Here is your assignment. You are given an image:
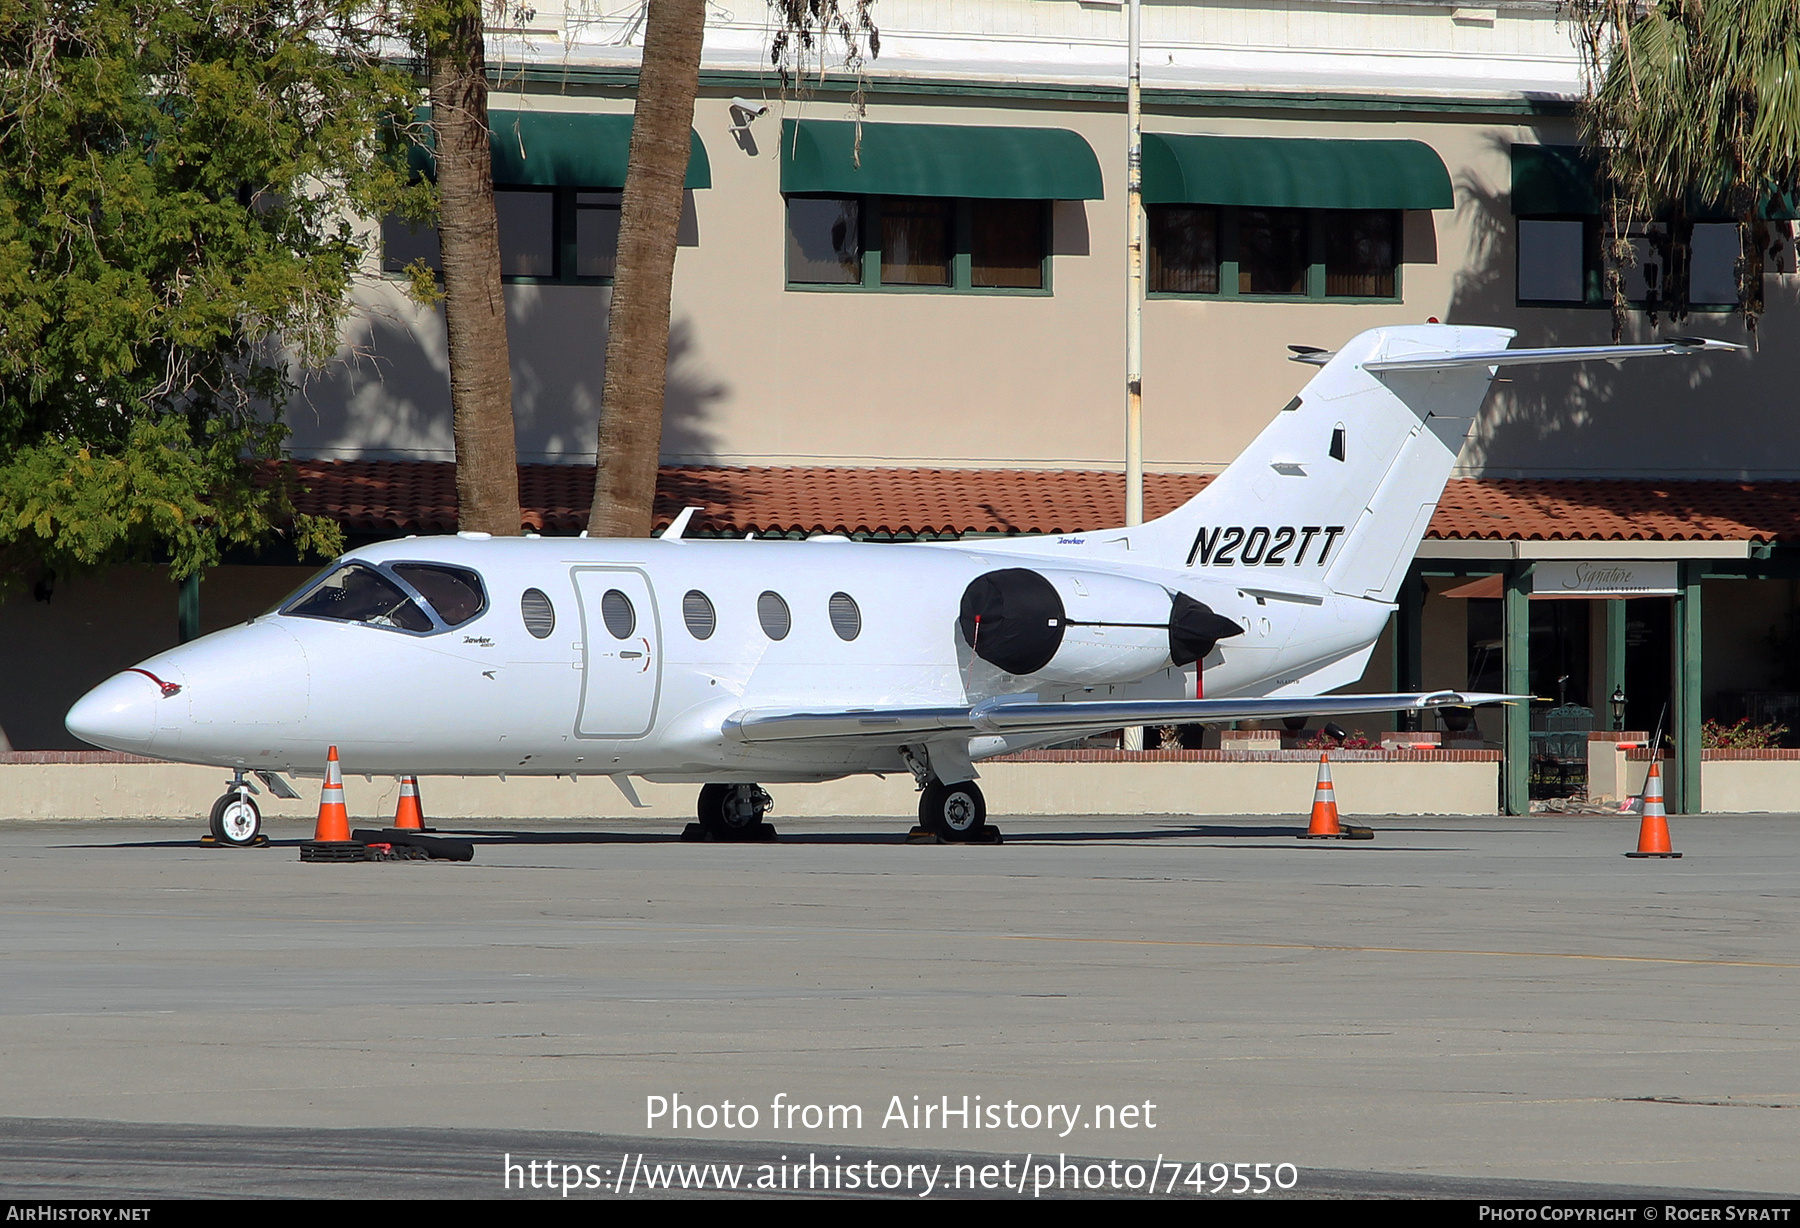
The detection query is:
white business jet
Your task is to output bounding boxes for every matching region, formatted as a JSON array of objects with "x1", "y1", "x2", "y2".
[{"x1": 66, "y1": 325, "x2": 1739, "y2": 845}]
